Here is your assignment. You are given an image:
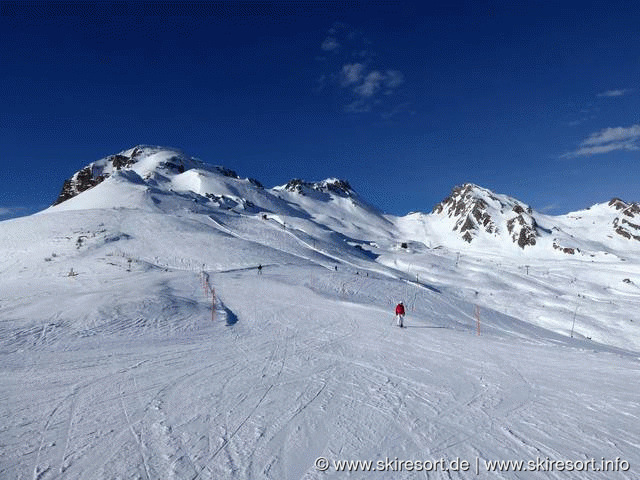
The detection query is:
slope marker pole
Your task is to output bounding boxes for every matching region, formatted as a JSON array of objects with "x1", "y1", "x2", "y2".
[{"x1": 211, "y1": 287, "x2": 216, "y2": 322}]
